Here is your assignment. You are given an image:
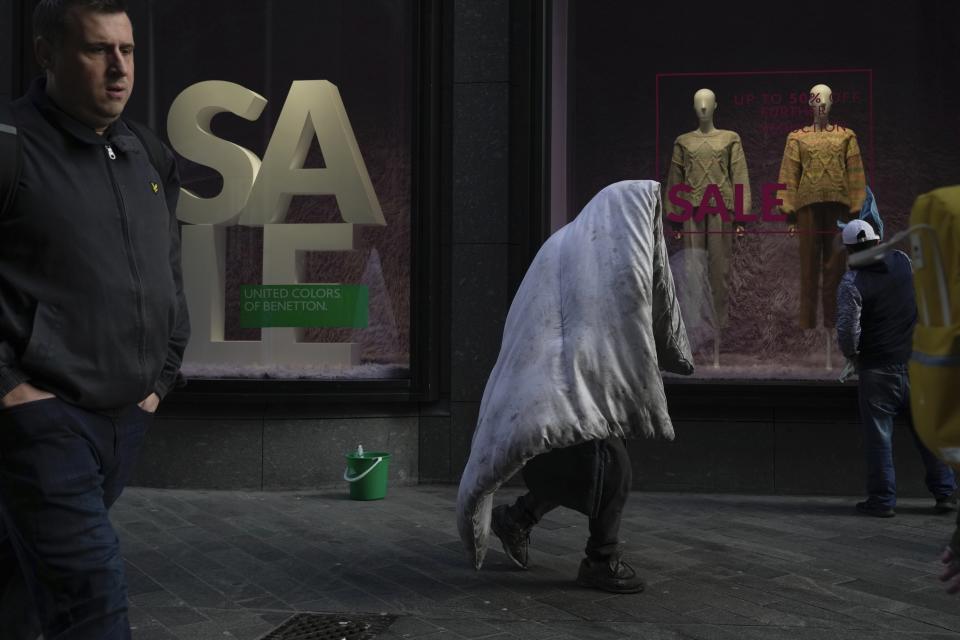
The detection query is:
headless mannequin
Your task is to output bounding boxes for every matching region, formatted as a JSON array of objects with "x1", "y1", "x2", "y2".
[
  {"x1": 669, "y1": 90, "x2": 719, "y2": 236},
  {"x1": 789, "y1": 84, "x2": 843, "y2": 370},
  {"x1": 667, "y1": 89, "x2": 750, "y2": 367},
  {"x1": 809, "y1": 82, "x2": 833, "y2": 131},
  {"x1": 811, "y1": 84, "x2": 835, "y2": 369},
  {"x1": 694, "y1": 88, "x2": 717, "y2": 135},
  {"x1": 694, "y1": 90, "x2": 722, "y2": 368},
  {"x1": 783, "y1": 84, "x2": 838, "y2": 223}
]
